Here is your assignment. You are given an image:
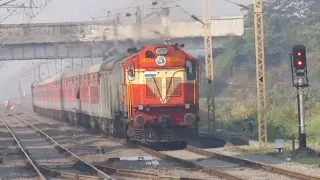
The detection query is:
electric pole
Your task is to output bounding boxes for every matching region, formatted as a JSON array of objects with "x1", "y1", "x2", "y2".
[
  {"x1": 34, "y1": 67, "x2": 36, "y2": 81},
  {"x1": 72, "y1": 59, "x2": 74, "y2": 69},
  {"x1": 219, "y1": 0, "x2": 268, "y2": 147},
  {"x1": 61, "y1": 59, "x2": 63, "y2": 72},
  {"x1": 133, "y1": 6, "x2": 142, "y2": 46},
  {"x1": 203, "y1": 0, "x2": 215, "y2": 135},
  {"x1": 38, "y1": 64, "x2": 41, "y2": 80},
  {"x1": 162, "y1": 7, "x2": 171, "y2": 44},
  {"x1": 55, "y1": 60, "x2": 58, "y2": 74},
  {"x1": 254, "y1": 0, "x2": 267, "y2": 146},
  {"x1": 46, "y1": 63, "x2": 50, "y2": 77},
  {"x1": 113, "y1": 13, "x2": 120, "y2": 48},
  {"x1": 91, "y1": 41, "x2": 94, "y2": 65},
  {"x1": 80, "y1": 49, "x2": 84, "y2": 67}
]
